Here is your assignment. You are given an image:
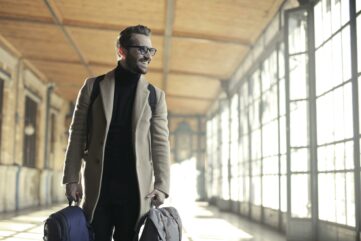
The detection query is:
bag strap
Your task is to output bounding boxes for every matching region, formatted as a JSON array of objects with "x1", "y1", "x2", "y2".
[
  {"x1": 133, "y1": 214, "x2": 149, "y2": 241},
  {"x1": 85, "y1": 74, "x2": 105, "y2": 151},
  {"x1": 147, "y1": 83, "x2": 156, "y2": 114}
]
